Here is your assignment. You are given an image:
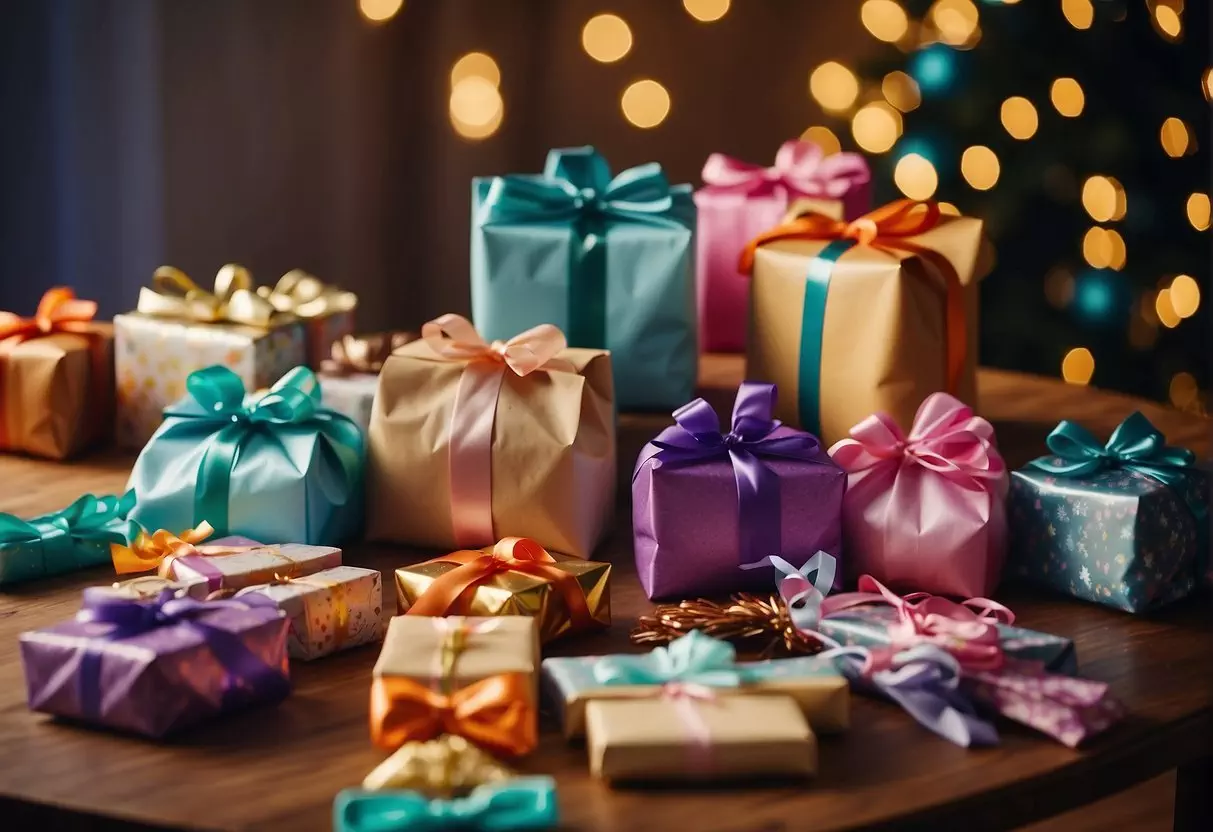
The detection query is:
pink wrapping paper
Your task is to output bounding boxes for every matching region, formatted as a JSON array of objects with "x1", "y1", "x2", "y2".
[
  {"x1": 828, "y1": 393, "x2": 1008, "y2": 597},
  {"x1": 693, "y1": 140, "x2": 871, "y2": 353}
]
